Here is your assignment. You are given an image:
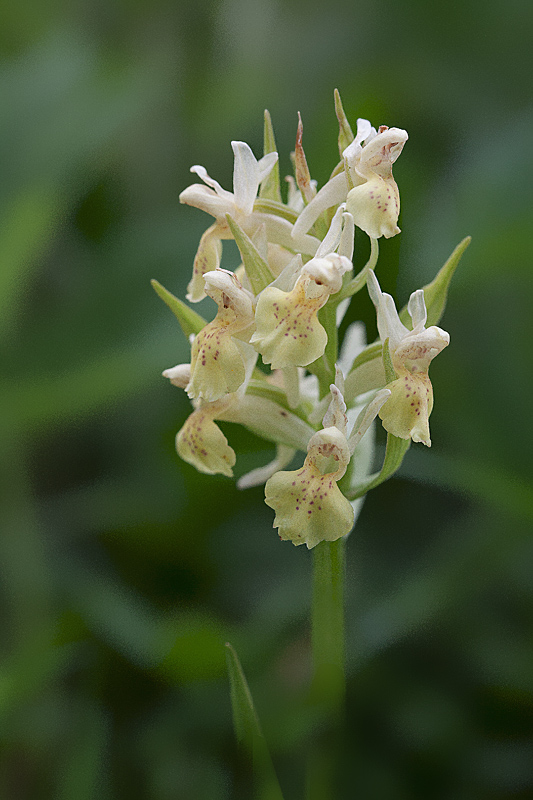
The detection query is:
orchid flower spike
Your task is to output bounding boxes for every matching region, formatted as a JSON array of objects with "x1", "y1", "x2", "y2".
[
  {"x1": 367, "y1": 270, "x2": 450, "y2": 446},
  {"x1": 156, "y1": 95, "x2": 462, "y2": 547}
]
